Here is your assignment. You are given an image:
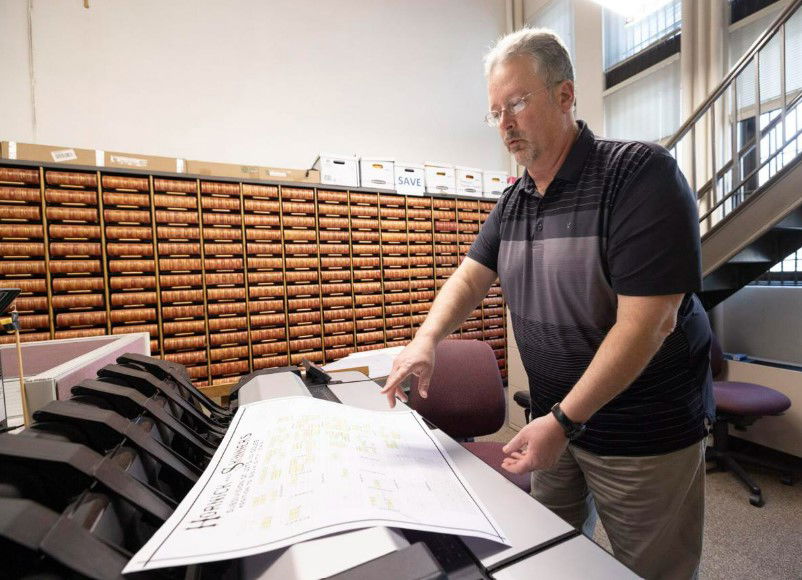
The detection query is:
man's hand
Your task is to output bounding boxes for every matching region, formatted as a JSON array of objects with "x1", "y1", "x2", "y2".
[
  {"x1": 379, "y1": 338, "x2": 436, "y2": 408},
  {"x1": 501, "y1": 413, "x2": 568, "y2": 474}
]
